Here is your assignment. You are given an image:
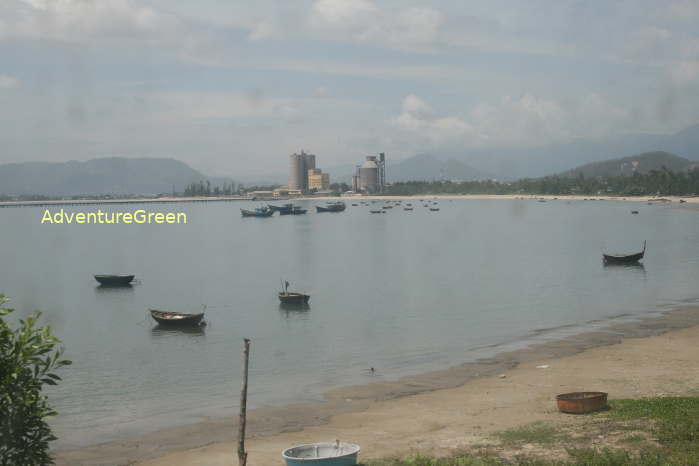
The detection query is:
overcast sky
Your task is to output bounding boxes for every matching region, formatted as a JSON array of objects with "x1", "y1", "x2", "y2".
[{"x1": 1, "y1": 0, "x2": 698, "y2": 176}]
